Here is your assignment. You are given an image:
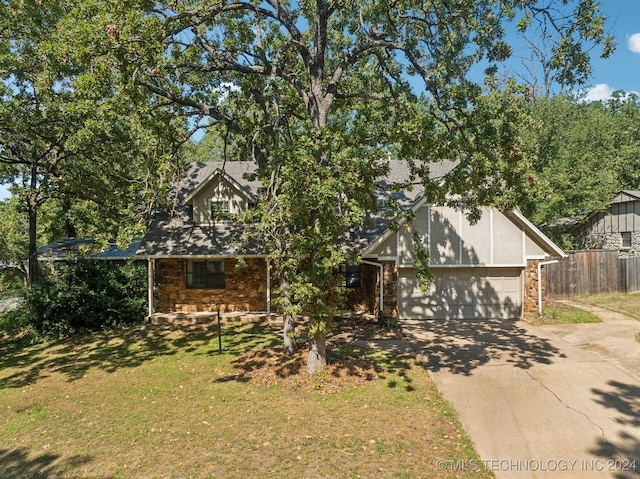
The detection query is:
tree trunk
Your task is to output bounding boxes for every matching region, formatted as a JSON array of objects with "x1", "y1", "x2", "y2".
[
  {"x1": 279, "y1": 273, "x2": 298, "y2": 355},
  {"x1": 307, "y1": 332, "x2": 327, "y2": 374},
  {"x1": 27, "y1": 198, "x2": 38, "y2": 284},
  {"x1": 283, "y1": 313, "x2": 297, "y2": 355},
  {"x1": 27, "y1": 162, "x2": 39, "y2": 284}
]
